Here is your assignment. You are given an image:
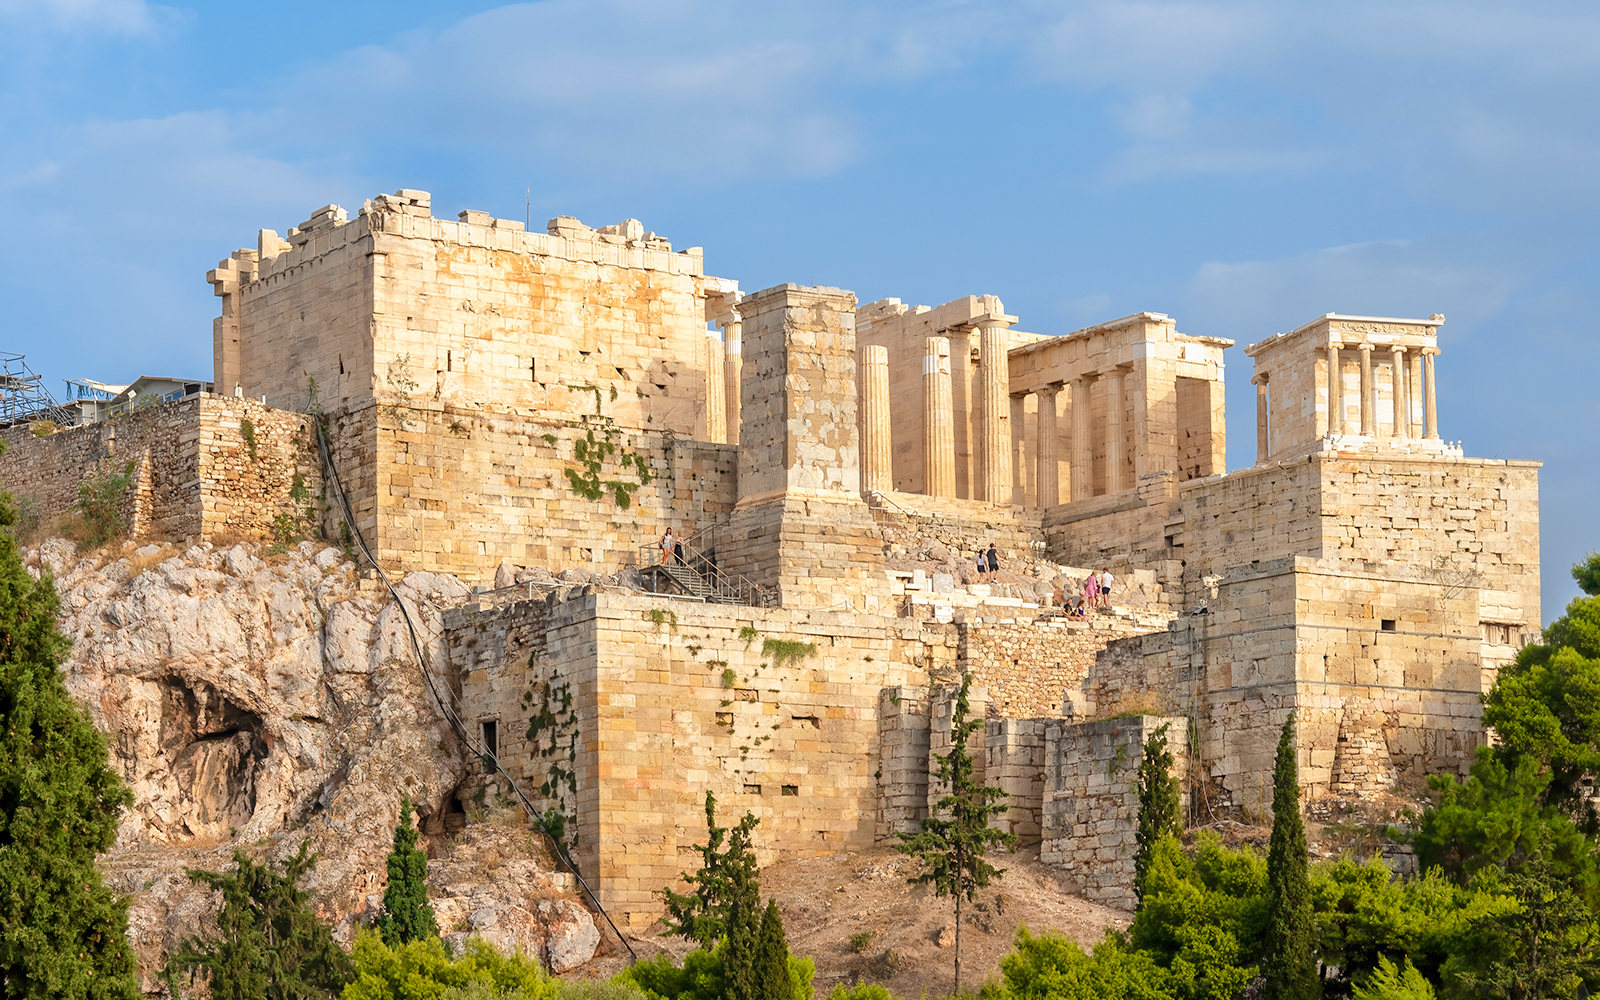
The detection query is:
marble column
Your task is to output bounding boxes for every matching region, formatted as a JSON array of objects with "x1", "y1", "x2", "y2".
[
  {"x1": 861, "y1": 345, "x2": 892, "y2": 495},
  {"x1": 1389, "y1": 347, "x2": 1407, "y2": 439},
  {"x1": 1036, "y1": 384, "x2": 1060, "y2": 508},
  {"x1": 704, "y1": 334, "x2": 727, "y2": 444},
  {"x1": 1358, "y1": 344, "x2": 1375, "y2": 436},
  {"x1": 1106, "y1": 368, "x2": 1126, "y2": 493},
  {"x1": 720, "y1": 315, "x2": 742, "y2": 445},
  {"x1": 924, "y1": 337, "x2": 955, "y2": 497},
  {"x1": 1071, "y1": 375, "x2": 1094, "y2": 501},
  {"x1": 977, "y1": 321, "x2": 1013, "y2": 504},
  {"x1": 1327, "y1": 343, "x2": 1348, "y2": 435},
  {"x1": 1010, "y1": 393, "x2": 1028, "y2": 506},
  {"x1": 1254, "y1": 374, "x2": 1269, "y2": 461},
  {"x1": 1423, "y1": 348, "x2": 1440, "y2": 439}
]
